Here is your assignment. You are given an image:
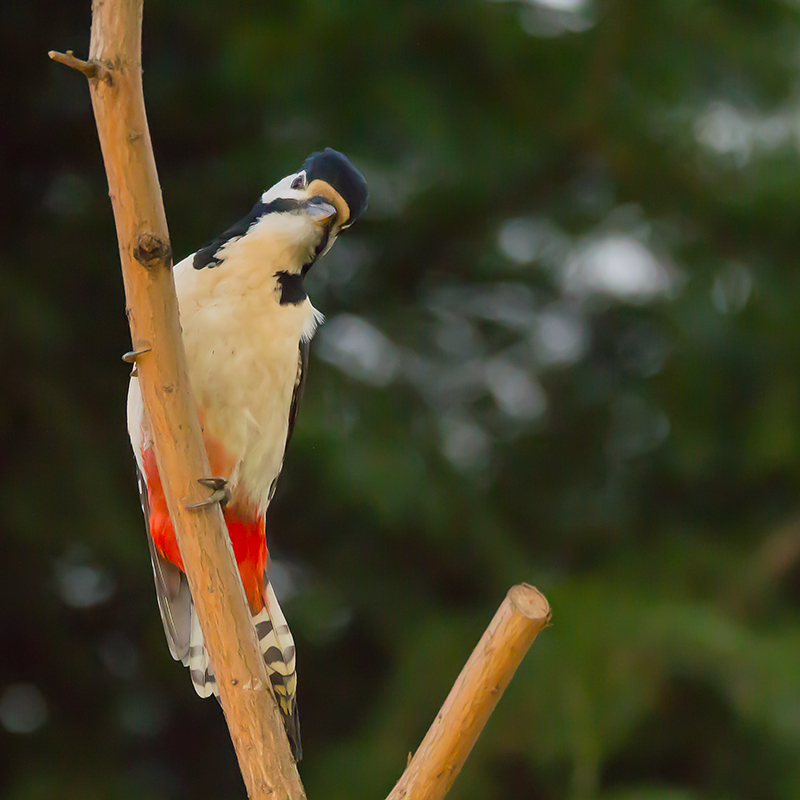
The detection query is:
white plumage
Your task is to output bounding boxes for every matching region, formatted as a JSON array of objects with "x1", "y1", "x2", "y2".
[{"x1": 129, "y1": 209, "x2": 324, "y2": 514}]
